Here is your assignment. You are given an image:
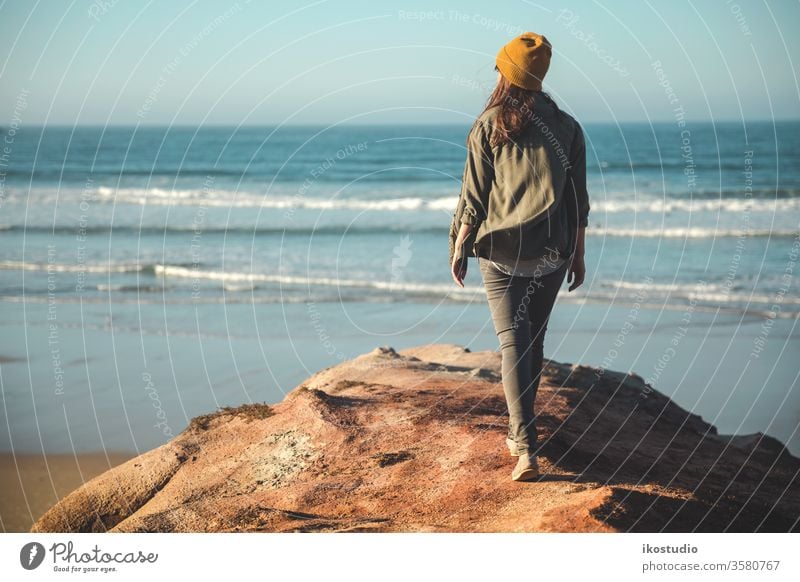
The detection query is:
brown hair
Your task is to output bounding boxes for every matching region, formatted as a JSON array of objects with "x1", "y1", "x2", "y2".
[{"x1": 480, "y1": 68, "x2": 559, "y2": 147}]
